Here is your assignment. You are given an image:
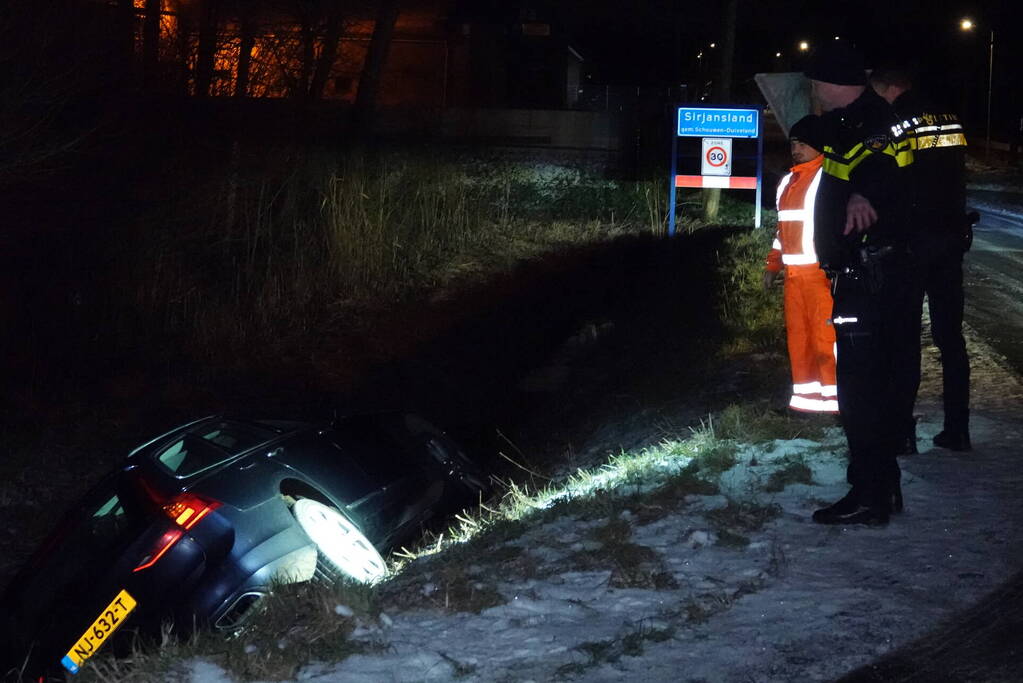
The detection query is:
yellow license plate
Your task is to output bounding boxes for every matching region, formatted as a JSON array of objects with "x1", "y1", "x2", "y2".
[{"x1": 61, "y1": 589, "x2": 137, "y2": 674}]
